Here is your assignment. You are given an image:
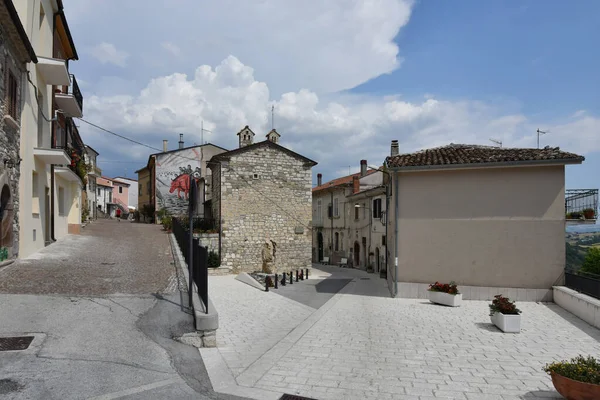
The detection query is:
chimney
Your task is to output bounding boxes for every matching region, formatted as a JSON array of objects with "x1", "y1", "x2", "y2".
[
  {"x1": 391, "y1": 140, "x2": 399, "y2": 156},
  {"x1": 163, "y1": 140, "x2": 168, "y2": 152},
  {"x1": 178, "y1": 134, "x2": 184, "y2": 149},
  {"x1": 352, "y1": 175, "x2": 360, "y2": 194},
  {"x1": 317, "y1": 173, "x2": 322, "y2": 186},
  {"x1": 360, "y1": 160, "x2": 367, "y2": 177}
]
